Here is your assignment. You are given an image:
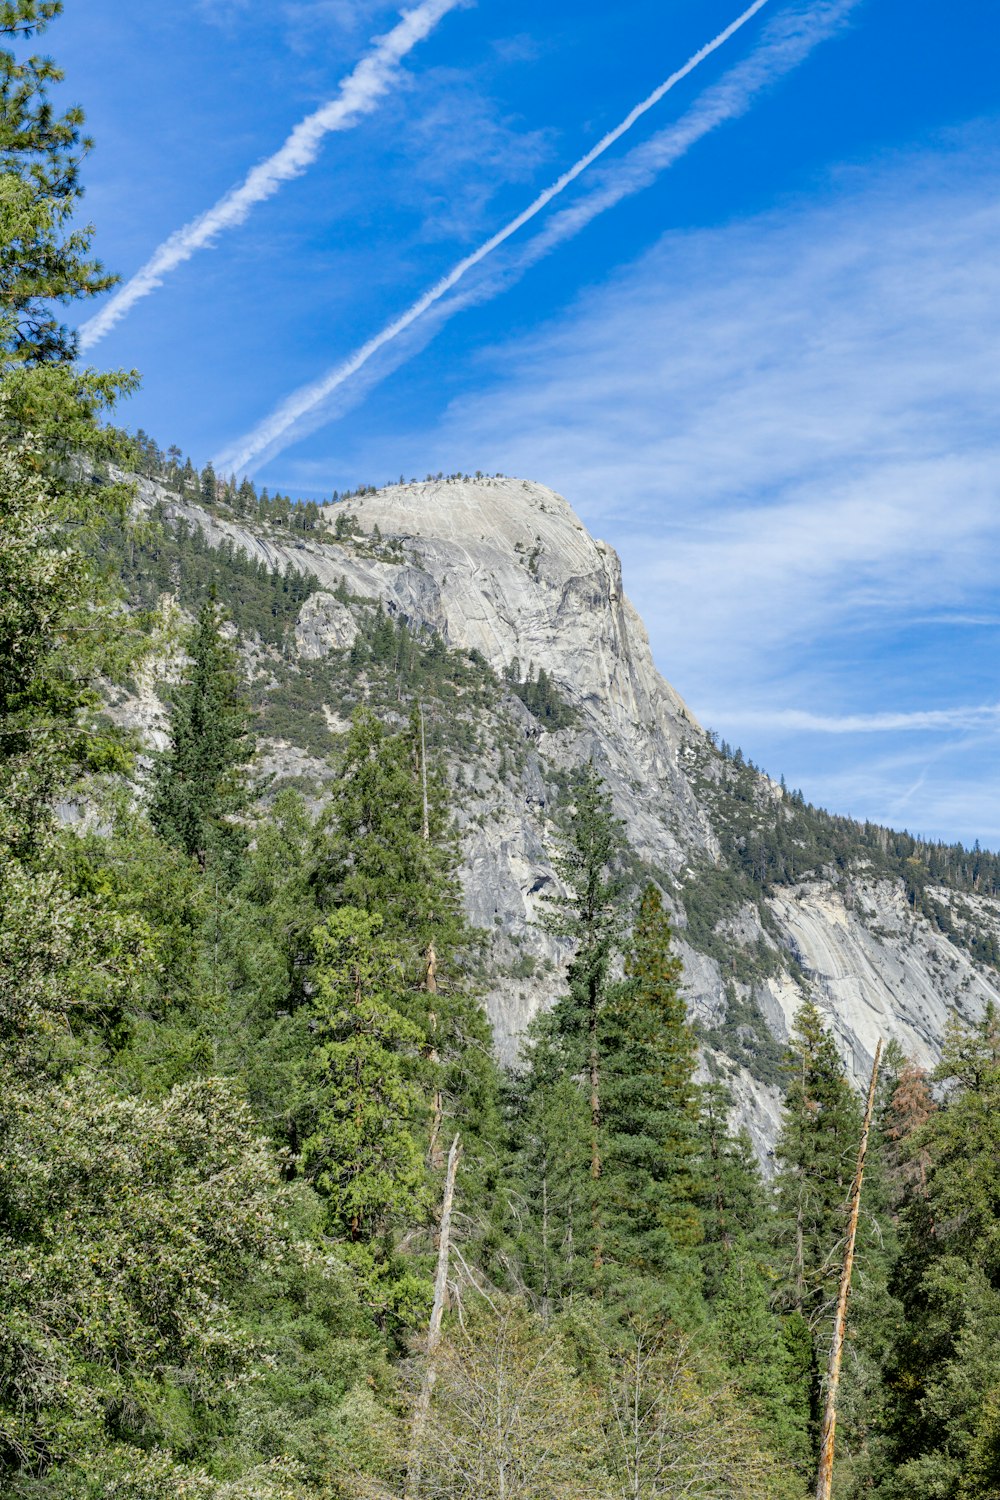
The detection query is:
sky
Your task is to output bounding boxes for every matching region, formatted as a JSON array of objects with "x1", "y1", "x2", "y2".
[{"x1": 50, "y1": 0, "x2": 1000, "y2": 847}]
